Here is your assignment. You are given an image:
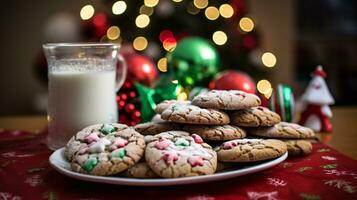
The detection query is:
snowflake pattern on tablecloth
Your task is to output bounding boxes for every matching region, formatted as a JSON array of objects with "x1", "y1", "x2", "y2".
[
  {"x1": 324, "y1": 179, "x2": 356, "y2": 194},
  {"x1": 324, "y1": 169, "x2": 357, "y2": 179},
  {"x1": 296, "y1": 167, "x2": 313, "y2": 172},
  {"x1": 299, "y1": 193, "x2": 321, "y2": 200},
  {"x1": 247, "y1": 191, "x2": 278, "y2": 200},
  {"x1": 321, "y1": 156, "x2": 337, "y2": 161},
  {"x1": 0, "y1": 192, "x2": 22, "y2": 200},
  {"x1": 266, "y1": 178, "x2": 287, "y2": 187},
  {"x1": 24, "y1": 174, "x2": 43, "y2": 187},
  {"x1": 0, "y1": 151, "x2": 33, "y2": 158},
  {"x1": 320, "y1": 164, "x2": 337, "y2": 169}
]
